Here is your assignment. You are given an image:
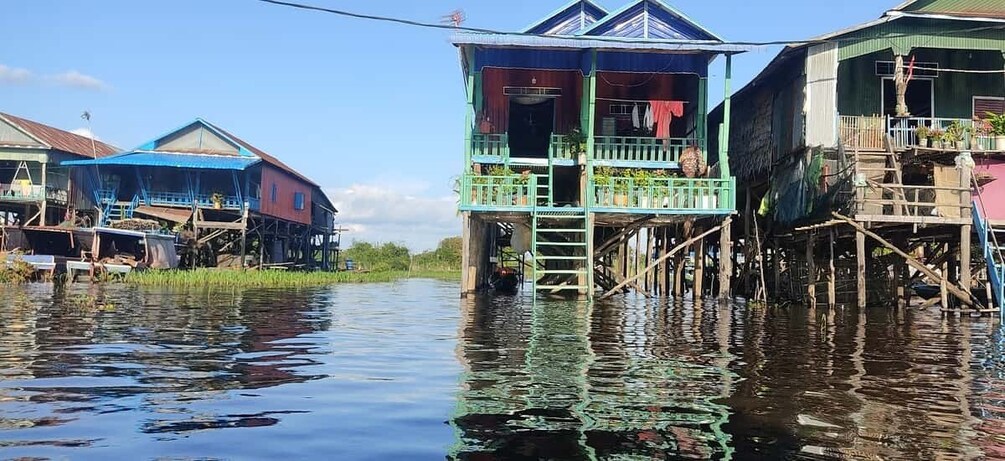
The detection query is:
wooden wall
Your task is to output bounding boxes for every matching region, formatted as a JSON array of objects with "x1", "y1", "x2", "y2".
[
  {"x1": 260, "y1": 165, "x2": 311, "y2": 225},
  {"x1": 480, "y1": 68, "x2": 583, "y2": 134}
]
